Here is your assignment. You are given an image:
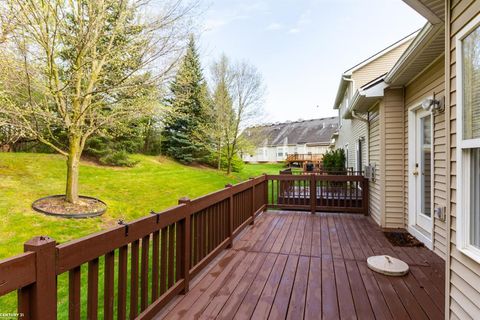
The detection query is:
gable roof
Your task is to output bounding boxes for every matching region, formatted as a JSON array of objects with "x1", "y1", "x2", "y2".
[
  {"x1": 333, "y1": 31, "x2": 418, "y2": 109},
  {"x1": 385, "y1": 22, "x2": 444, "y2": 86},
  {"x1": 402, "y1": 0, "x2": 445, "y2": 24},
  {"x1": 243, "y1": 117, "x2": 339, "y2": 147}
]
